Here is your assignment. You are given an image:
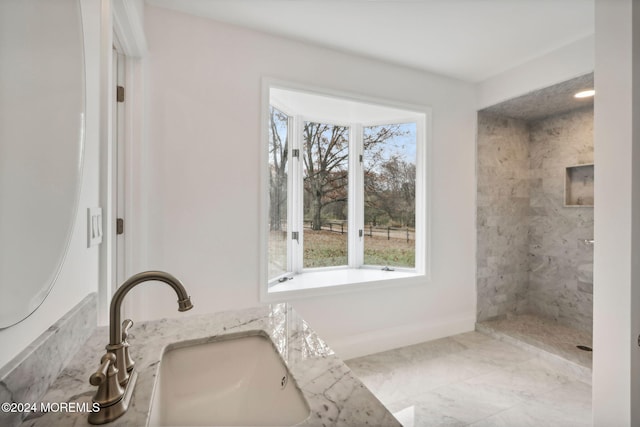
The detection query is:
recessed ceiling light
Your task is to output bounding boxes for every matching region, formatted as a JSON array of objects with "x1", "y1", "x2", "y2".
[{"x1": 575, "y1": 90, "x2": 595, "y2": 98}]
